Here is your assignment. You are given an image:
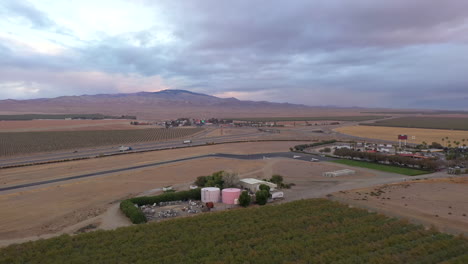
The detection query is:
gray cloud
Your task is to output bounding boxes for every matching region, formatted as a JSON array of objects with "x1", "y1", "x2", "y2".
[
  {"x1": 1, "y1": 0, "x2": 468, "y2": 110},
  {"x1": 0, "y1": 0, "x2": 56, "y2": 29}
]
